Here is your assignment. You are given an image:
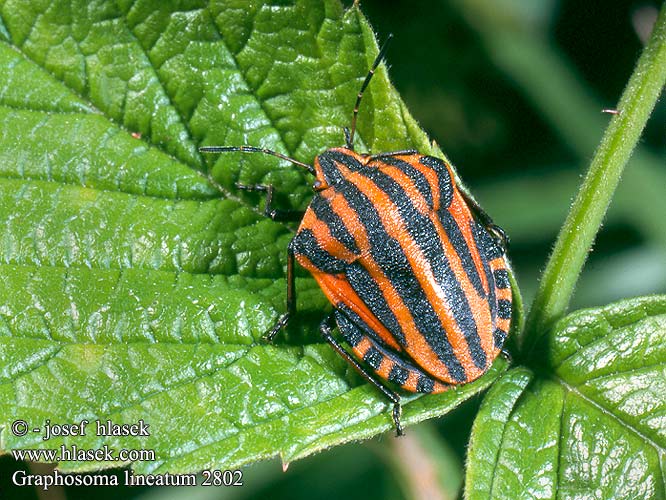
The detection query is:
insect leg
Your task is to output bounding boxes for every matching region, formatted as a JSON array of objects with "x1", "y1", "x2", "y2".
[
  {"x1": 319, "y1": 313, "x2": 405, "y2": 436},
  {"x1": 263, "y1": 246, "x2": 296, "y2": 342},
  {"x1": 458, "y1": 188, "x2": 510, "y2": 251},
  {"x1": 368, "y1": 150, "x2": 418, "y2": 160},
  {"x1": 236, "y1": 183, "x2": 305, "y2": 222},
  {"x1": 348, "y1": 34, "x2": 393, "y2": 150},
  {"x1": 334, "y1": 306, "x2": 453, "y2": 392},
  {"x1": 200, "y1": 145, "x2": 314, "y2": 175},
  {"x1": 343, "y1": 127, "x2": 352, "y2": 150}
]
